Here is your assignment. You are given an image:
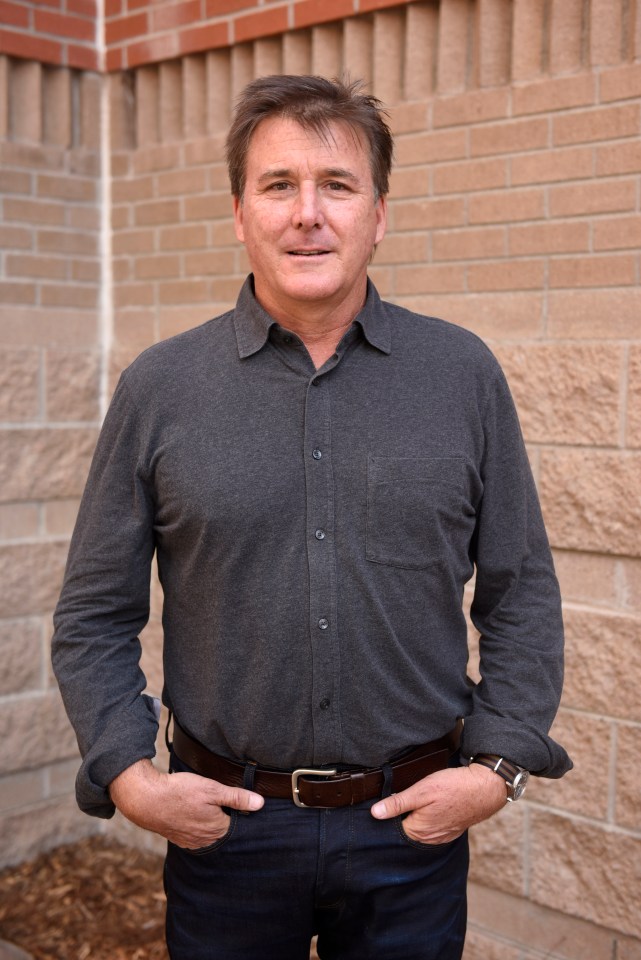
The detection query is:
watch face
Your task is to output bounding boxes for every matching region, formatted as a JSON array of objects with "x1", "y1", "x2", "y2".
[{"x1": 510, "y1": 770, "x2": 530, "y2": 801}]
